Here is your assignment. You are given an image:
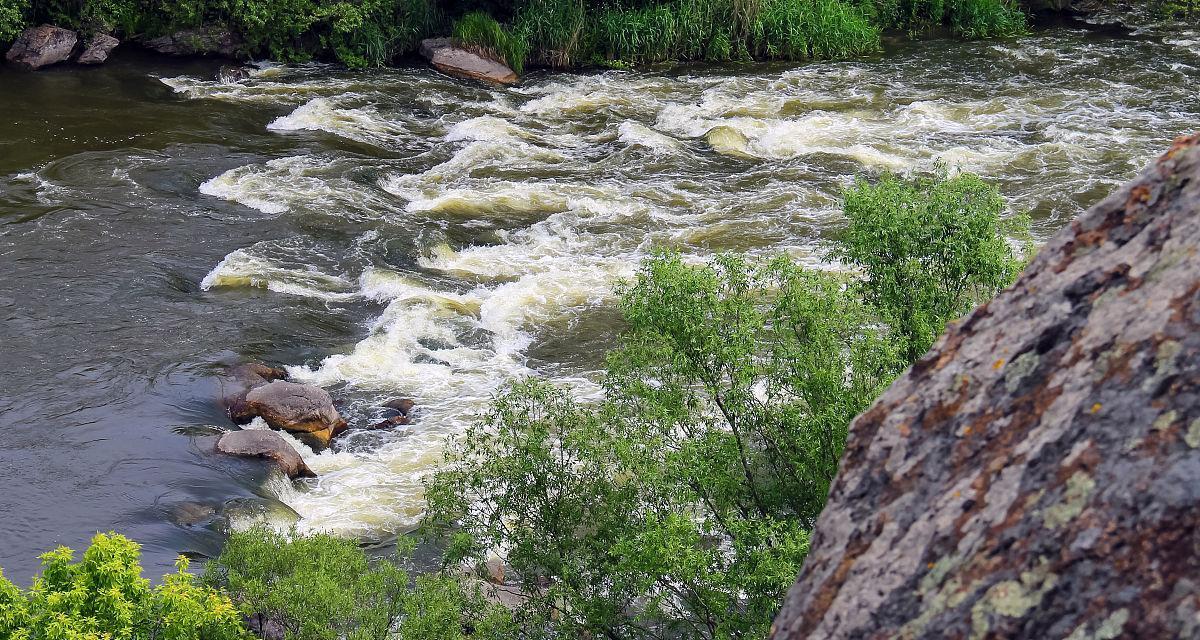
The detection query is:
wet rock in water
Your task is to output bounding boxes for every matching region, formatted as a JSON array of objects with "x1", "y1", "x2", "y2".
[
  {"x1": 243, "y1": 381, "x2": 348, "y2": 447},
  {"x1": 76, "y1": 33, "x2": 119, "y2": 64},
  {"x1": 214, "y1": 497, "x2": 301, "y2": 535},
  {"x1": 771, "y1": 134, "x2": 1200, "y2": 638},
  {"x1": 419, "y1": 37, "x2": 518, "y2": 86},
  {"x1": 142, "y1": 26, "x2": 244, "y2": 58},
  {"x1": 382, "y1": 398, "x2": 415, "y2": 416},
  {"x1": 170, "y1": 501, "x2": 218, "y2": 527},
  {"x1": 217, "y1": 64, "x2": 251, "y2": 82},
  {"x1": 217, "y1": 429, "x2": 315, "y2": 479},
  {"x1": 366, "y1": 414, "x2": 411, "y2": 431},
  {"x1": 231, "y1": 362, "x2": 289, "y2": 387},
  {"x1": 223, "y1": 362, "x2": 289, "y2": 423},
  {"x1": 5, "y1": 25, "x2": 78, "y2": 70}
]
